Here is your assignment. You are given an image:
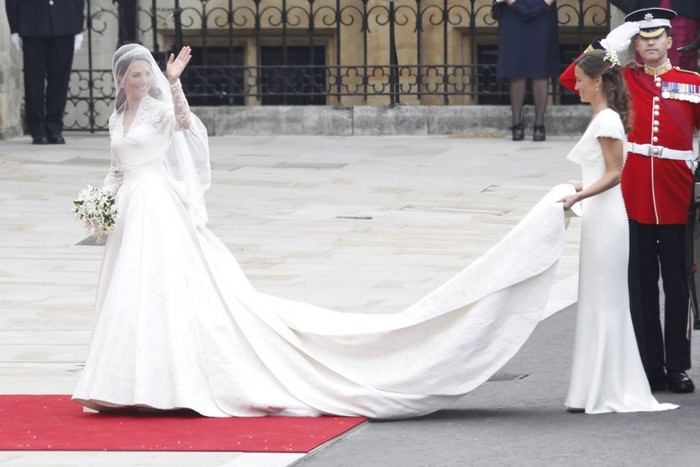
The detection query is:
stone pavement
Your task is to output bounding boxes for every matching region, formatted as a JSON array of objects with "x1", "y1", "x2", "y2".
[{"x1": 0, "y1": 132, "x2": 698, "y2": 466}]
